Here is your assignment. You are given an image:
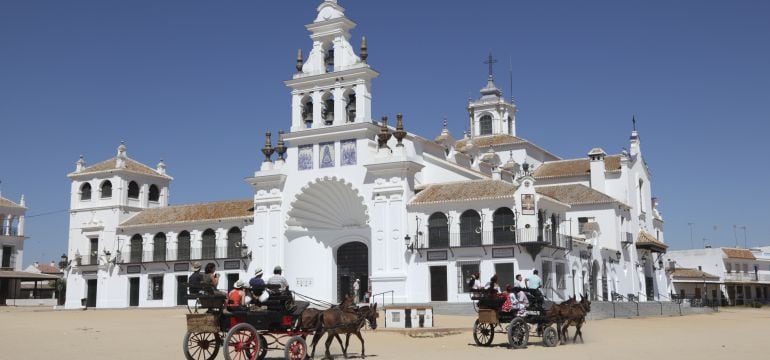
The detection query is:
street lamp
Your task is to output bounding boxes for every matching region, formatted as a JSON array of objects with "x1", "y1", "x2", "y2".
[
  {"x1": 58, "y1": 254, "x2": 69, "y2": 270},
  {"x1": 404, "y1": 234, "x2": 415, "y2": 253}
]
